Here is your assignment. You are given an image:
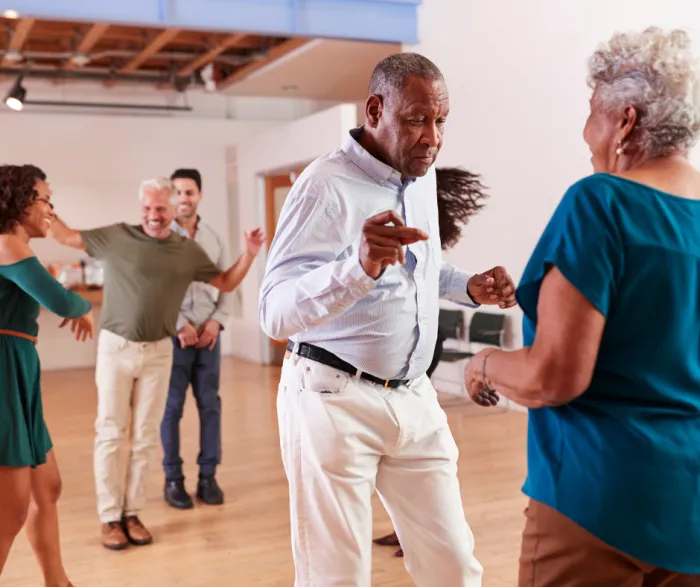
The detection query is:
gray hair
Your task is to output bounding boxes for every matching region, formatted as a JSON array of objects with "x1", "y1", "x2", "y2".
[
  {"x1": 368, "y1": 52, "x2": 444, "y2": 99},
  {"x1": 138, "y1": 177, "x2": 178, "y2": 206},
  {"x1": 587, "y1": 27, "x2": 700, "y2": 158}
]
